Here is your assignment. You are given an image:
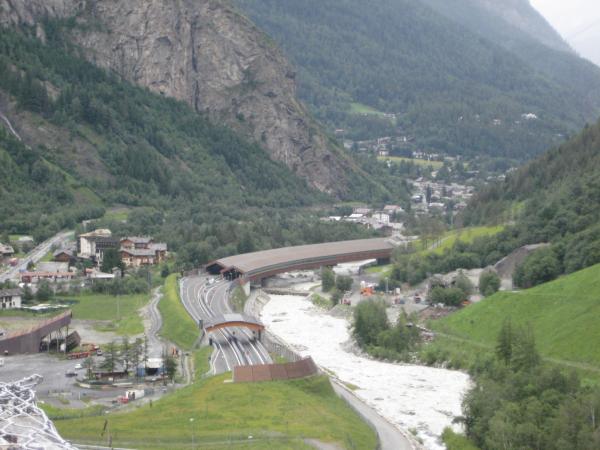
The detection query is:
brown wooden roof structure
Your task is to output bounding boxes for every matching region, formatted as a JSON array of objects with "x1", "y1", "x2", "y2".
[{"x1": 206, "y1": 238, "x2": 394, "y2": 281}]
